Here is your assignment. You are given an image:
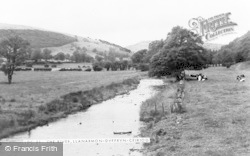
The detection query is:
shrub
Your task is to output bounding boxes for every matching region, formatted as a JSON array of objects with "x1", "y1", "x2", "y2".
[
  {"x1": 15, "y1": 67, "x2": 32, "y2": 71},
  {"x1": 10, "y1": 98, "x2": 16, "y2": 102},
  {"x1": 44, "y1": 64, "x2": 49, "y2": 68},
  {"x1": 38, "y1": 105, "x2": 46, "y2": 112},
  {"x1": 85, "y1": 68, "x2": 91, "y2": 71},
  {"x1": 59, "y1": 68, "x2": 82, "y2": 71},
  {"x1": 26, "y1": 63, "x2": 33, "y2": 67},
  {"x1": 34, "y1": 68, "x2": 52, "y2": 71},
  {"x1": 72, "y1": 97, "x2": 79, "y2": 103},
  {"x1": 51, "y1": 64, "x2": 57, "y2": 68},
  {"x1": 139, "y1": 63, "x2": 149, "y2": 71},
  {"x1": 93, "y1": 65, "x2": 103, "y2": 71}
]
